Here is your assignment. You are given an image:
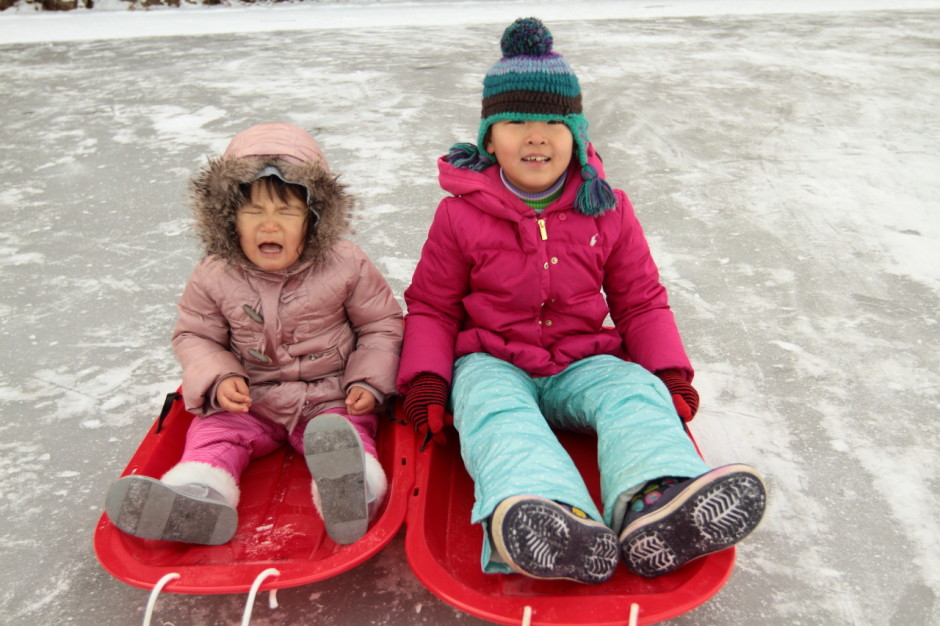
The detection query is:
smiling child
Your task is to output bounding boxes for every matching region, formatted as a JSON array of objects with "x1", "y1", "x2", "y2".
[{"x1": 398, "y1": 18, "x2": 766, "y2": 583}]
